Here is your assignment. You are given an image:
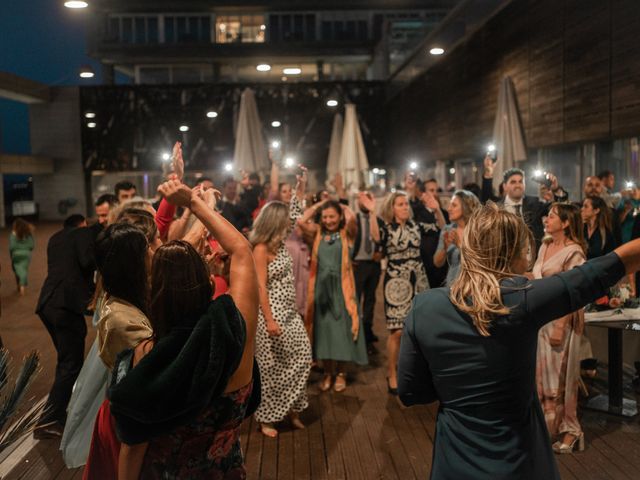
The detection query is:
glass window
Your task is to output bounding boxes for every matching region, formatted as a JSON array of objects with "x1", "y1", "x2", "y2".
[
  {"x1": 107, "y1": 17, "x2": 120, "y2": 42},
  {"x1": 122, "y1": 17, "x2": 133, "y2": 43},
  {"x1": 147, "y1": 17, "x2": 159, "y2": 43},
  {"x1": 135, "y1": 18, "x2": 146, "y2": 43},
  {"x1": 306, "y1": 15, "x2": 316, "y2": 41},
  {"x1": 270, "y1": 15, "x2": 280, "y2": 41},
  {"x1": 321, "y1": 21, "x2": 332, "y2": 41},
  {"x1": 216, "y1": 15, "x2": 265, "y2": 43},
  {"x1": 165, "y1": 16, "x2": 175, "y2": 43},
  {"x1": 176, "y1": 17, "x2": 187, "y2": 41}
]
